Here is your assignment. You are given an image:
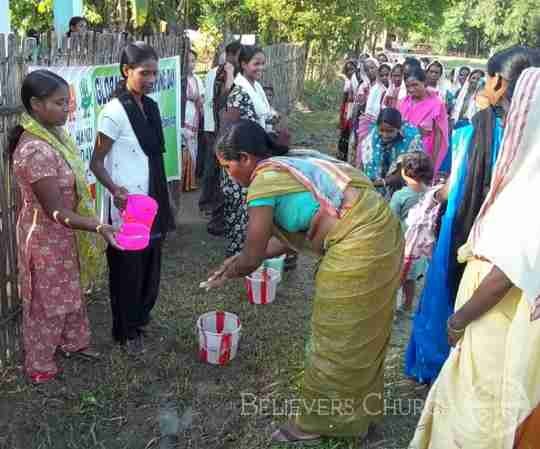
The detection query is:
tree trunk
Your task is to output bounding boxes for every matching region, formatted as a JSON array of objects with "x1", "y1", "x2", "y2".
[{"x1": 119, "y1": 0, "x2": 129, "y2": 31}]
